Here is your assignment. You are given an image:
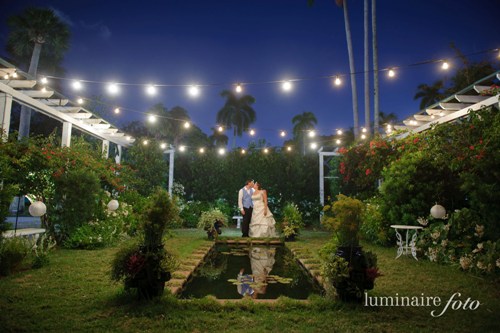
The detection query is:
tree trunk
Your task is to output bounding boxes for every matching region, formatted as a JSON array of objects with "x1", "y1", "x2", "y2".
[
  {"x1": 18, "y1": 42, "x2": 42, "y2": 139},
  {"x1": 342, "y1": 0, "x2": 359, "y2": 139},
  {"x1": 363, "y1": 0, "x2": 371, "y2": 136},
  {"x1": 372, "y1": 0, "x2": 380, "y2": 135}
]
